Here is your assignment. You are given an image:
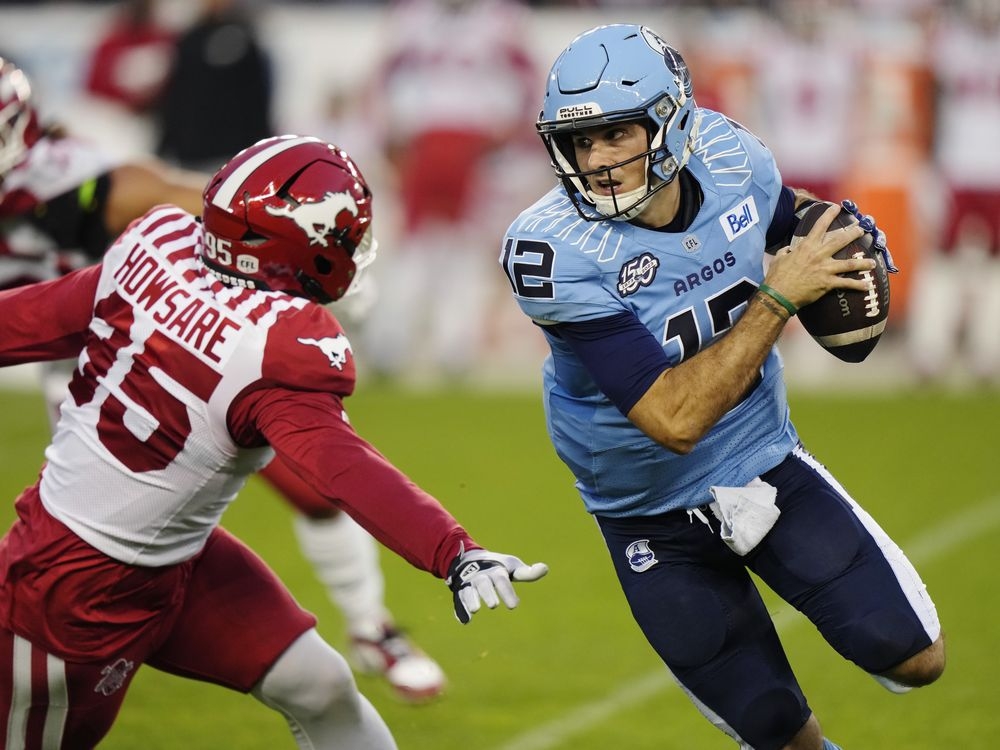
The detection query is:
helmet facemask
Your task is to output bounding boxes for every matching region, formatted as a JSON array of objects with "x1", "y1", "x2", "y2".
[
  {"x1": 340, "y1": 226, "x2": 378, "y2": 299},
  {"x1": 536, "y1": 25, "x2": 699, "y2": 222}
]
